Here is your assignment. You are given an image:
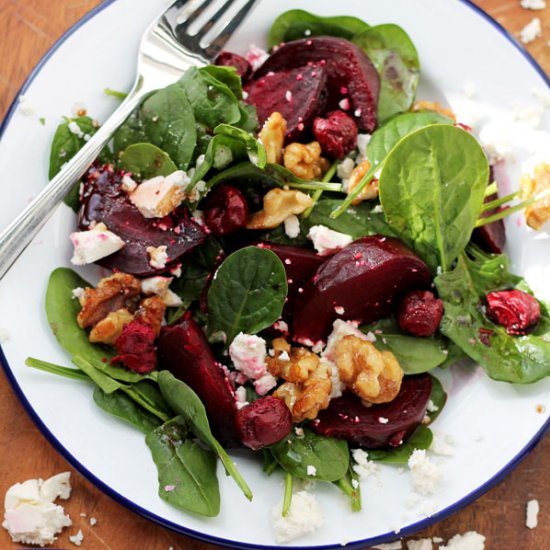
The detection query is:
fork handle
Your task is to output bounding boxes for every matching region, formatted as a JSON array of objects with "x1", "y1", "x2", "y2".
[{"x1": 0, "y1": 89, "x2": 144, "y2": 281}]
